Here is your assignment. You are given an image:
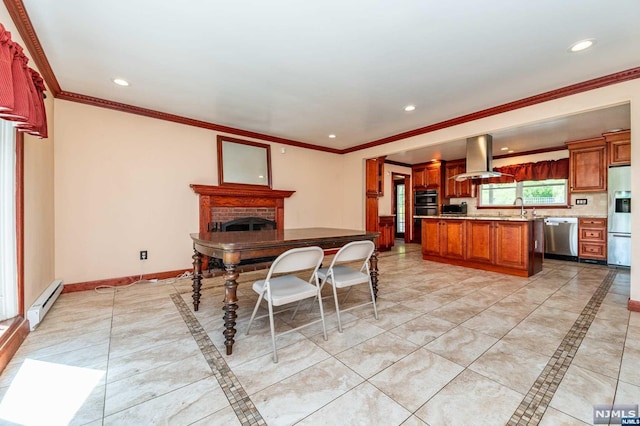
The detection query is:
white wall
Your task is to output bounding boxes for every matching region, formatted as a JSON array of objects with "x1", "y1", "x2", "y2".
[
  {"x1": 378, "y1": 163, "x2": 411, "y2": 216},
  {"x1": 53, "y1": 101, "x2": 345, "y2": 283}
]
